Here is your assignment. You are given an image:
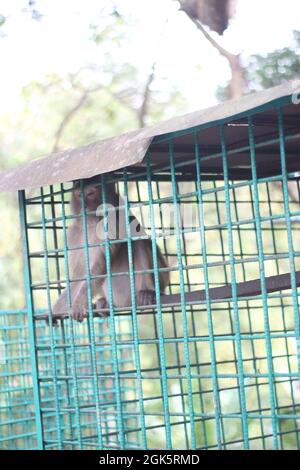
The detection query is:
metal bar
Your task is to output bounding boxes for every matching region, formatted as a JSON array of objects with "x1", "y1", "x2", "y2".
[
  {"x1": 248, "y1": 116, "x2": 279, "y2": 448},
  {"x1": 194, "y1": 130, "x2": 223, "y2": 448},
  {"x1": 123, "y1": 170, "x2": 147, "y2": 448},
  {"x1": 169, "y1": 138, "x2": 196, "y2": 449},
  {"x1": 101, "y1": 177, "x2": 125, "y2": 449},
  {"x1": 18, "y1": 190, "x2": 44, "y2": 450},
  {"x1": 277, "y1": 108, "x2": 300, "y2": 386},
  {"x1": 146, "y1": 152, "x2": 172, "y2": 449},
  {"x1": 221, "y1": 124, "x2": 249, "y2": 448},
  {"x1": 79, "y1": 180, "x2": 104, "y2": 449}
]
